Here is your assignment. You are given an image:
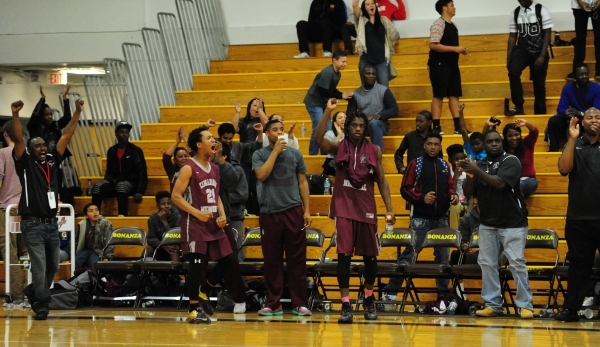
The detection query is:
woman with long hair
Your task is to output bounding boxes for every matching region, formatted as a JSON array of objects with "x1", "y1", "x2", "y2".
[
  {"x1": 321, "y1": 111, "x2": 347, "y2": 176},
  {"x1": 501, "y1": 120, "x2": 539, "y2": 199}
]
